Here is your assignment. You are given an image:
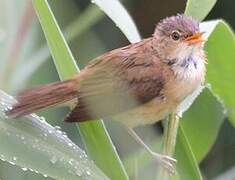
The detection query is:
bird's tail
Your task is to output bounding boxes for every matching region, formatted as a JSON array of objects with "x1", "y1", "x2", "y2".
[{"x1": 7, "y1": 79, "x2": 78, "y2": 117}]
